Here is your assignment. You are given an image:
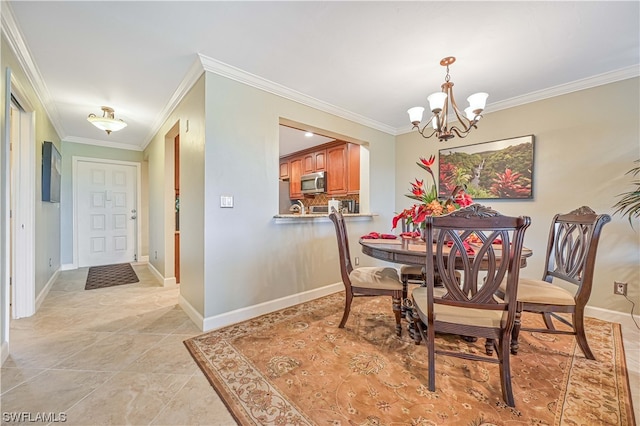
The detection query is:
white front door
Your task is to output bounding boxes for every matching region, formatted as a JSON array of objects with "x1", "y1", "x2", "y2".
[{"x1": 76, "y1": 160, "x2": 137, "y2": 267}]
